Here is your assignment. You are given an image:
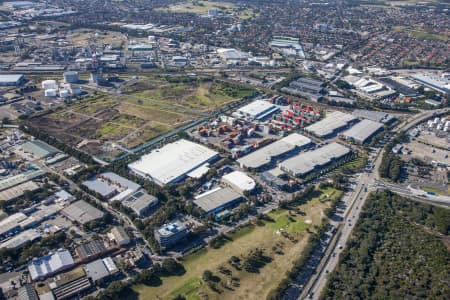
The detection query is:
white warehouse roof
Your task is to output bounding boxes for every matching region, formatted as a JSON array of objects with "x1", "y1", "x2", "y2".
[
  {"x1": 222, "y1": 171, "x2": 256, "y2": 192},
  {"x1": 233, "y1": 100, "x2": 279, "y2": 120},
  {"x1": 128, "y1": 139, "x2": 219, "y2": 186},
  {"x1": 28, "y1": 249, "x2": 74, "y2": 281}
]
